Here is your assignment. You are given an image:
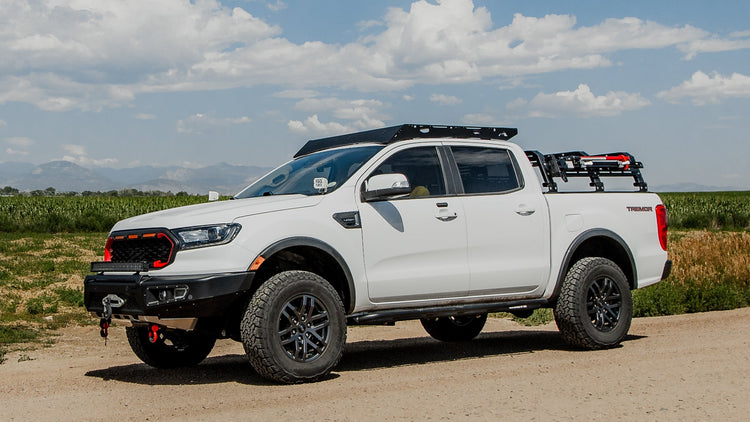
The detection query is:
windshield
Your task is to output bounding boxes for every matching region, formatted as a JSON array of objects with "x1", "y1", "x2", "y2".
[{"x1": 235, "y1": 145, "x2": 383, "y2": 198}]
